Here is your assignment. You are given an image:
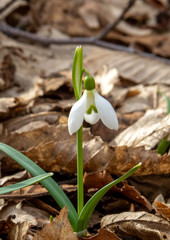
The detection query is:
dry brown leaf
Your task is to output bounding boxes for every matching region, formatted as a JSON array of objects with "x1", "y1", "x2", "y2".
[
  {"x1": 8, "y1": 221, "x2": 31, "y2": 240},
  {"x1": 110, "y1": 109, "x2": 170, "y2": 150},
  {"x1": 30, "y1": 199, "x2": 59, "y2": 216},
  {"x1": 117, "y1": 85, "x2": 156, "y2": 114},
  {"x1": 33, "y1": 206, "x2": 77, "y2": 240},
  {"x1": 3, "y1": 111, "x2": 59, "y2": 132},
  {"x1": 0, "y1": 0, "x2": 28, "y2": 20},
  {"x1": 1, "y1": 121, "x2": 170, "y2": 176},
  {"x1": 0, "y1": 124, "x2": 108, "y2": 174},
  {"x1": 91, "y1": 112, "x2": 144, "y2": 143},
  {"x1": 101, "y1": 211, "x2": 170, "y2": 240},
  {"x1": 107, "y1": 146, "x2": 170, "y2": 176},
  {"x1": 117, "y1": 181, "x2": 152, "y2": 211},
  {"x1": 0, "y1": 200, "x2": 50, "y2": 232},
  {"x1": 153, "y1": 194, "x2": 170, "y2": 220},
  {"x1": 30, "y1": 0, "x2": 93, "y2": 36},
  {"x1": 84, "y1": 171, "x2": 152, "y2": 210},
  {"x1": 154, "y1": 201, "x2": 170, "y2": 220},
  {"x1": 0, "y1": 170, "x2": 27, "y2": 186},
  {"x1": 84, "y1": 47, "x2": 170, "y2": 85},
  {"x1": 157, "y1": 84, "x2": 170, "y2": 111},
  {"x1": 0, "y1": 54, "x2": 15, "y2": 91},
  {"x1": 0, "y1": 218, "x2": 15, "y2": 234},
  {"x1": 0, "y1": 98, "x2": 19, "y2": 118},
  {"x1": 0, "y1": 184, "x2": 48, "y2": 199},
  {"x1": 79, "y1": 228, "x2": 121, "y2": 240},
  {"x1": 0, "y1": 33, "x2": 77, "y2": 107},
  {"x1": 95, "y1": 66, "x2": 120, "y2": 96},
  {"x1": 43, "y1": 76, "x2": 71, "y2": 94},
  {"x1": 79, "y1": 0, "x2": 152, "y2": 36},
  {"x1": 0, "y1": 202, "x2": 37, "y2": 226},
  {"x1": 126, "y1": 0, "x2": 159, "y2": 25}
]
